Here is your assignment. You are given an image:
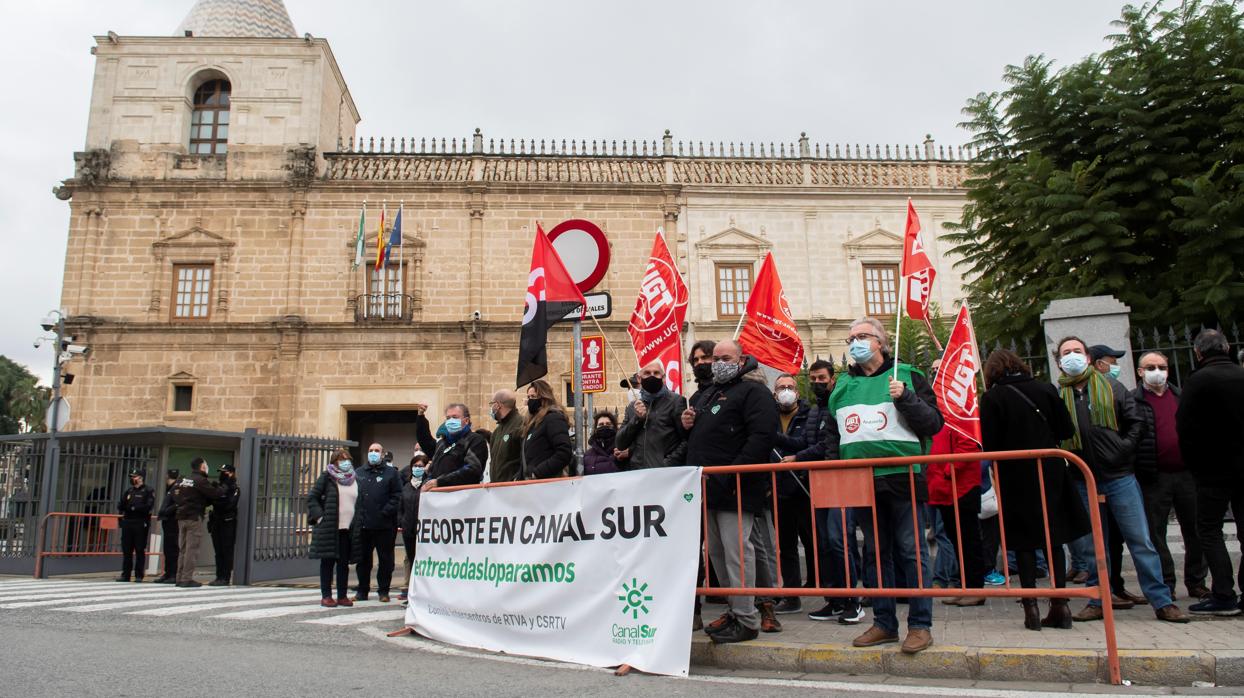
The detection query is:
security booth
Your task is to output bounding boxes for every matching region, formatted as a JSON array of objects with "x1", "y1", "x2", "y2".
[{"x1": 0, "y1": 427, "x2": 352, "y2": 584}]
